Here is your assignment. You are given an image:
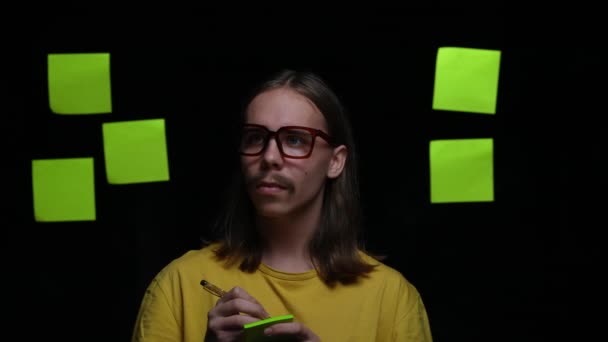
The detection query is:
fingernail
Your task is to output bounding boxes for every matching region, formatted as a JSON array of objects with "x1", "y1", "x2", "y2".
[{"x1": 264, "y1": 327, "x2": 273, "y2": 336}]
